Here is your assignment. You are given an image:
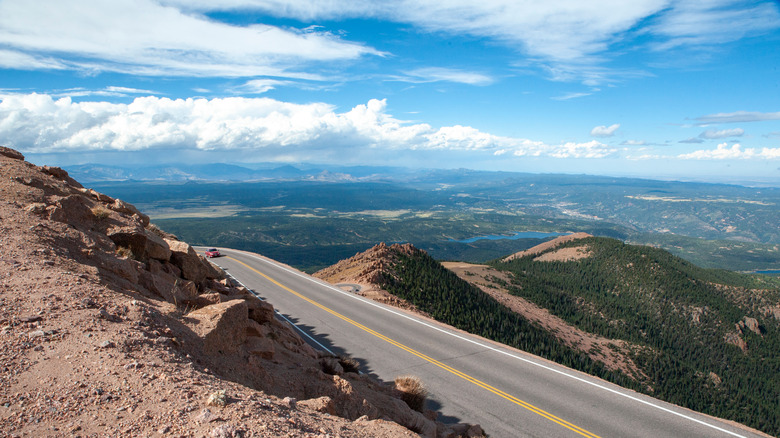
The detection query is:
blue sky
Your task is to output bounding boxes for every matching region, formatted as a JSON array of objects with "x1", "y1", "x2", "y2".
[{"x1": 1, "y1": 0, "x2": 779, "y2": 184}]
